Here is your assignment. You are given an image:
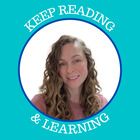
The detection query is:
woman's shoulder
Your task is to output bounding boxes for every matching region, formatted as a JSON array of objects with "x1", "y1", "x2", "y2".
[
  {"x1": 31, "y1": 94, "x2": 47, "y2": 114},
  {"x1": 31, "y1": 94, "x2": 45, "y2": 102},
  {"x1": 96, "y1": 93, "x2": 108, "y2": 109}
]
